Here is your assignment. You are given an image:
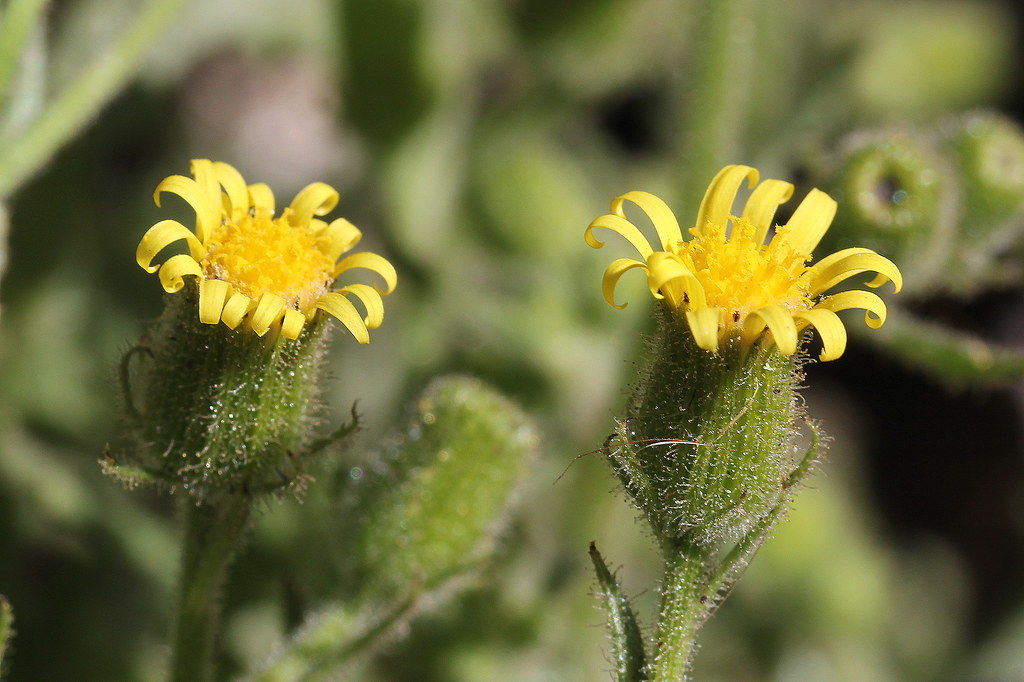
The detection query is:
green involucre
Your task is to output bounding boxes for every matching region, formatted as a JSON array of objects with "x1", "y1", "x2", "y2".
[
  {"x1": 609, "y1": 304, "x2": 805, "y2": 547},
  {"x1": 112, "y1": 284, "x2": 332, "y2": 499}
]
